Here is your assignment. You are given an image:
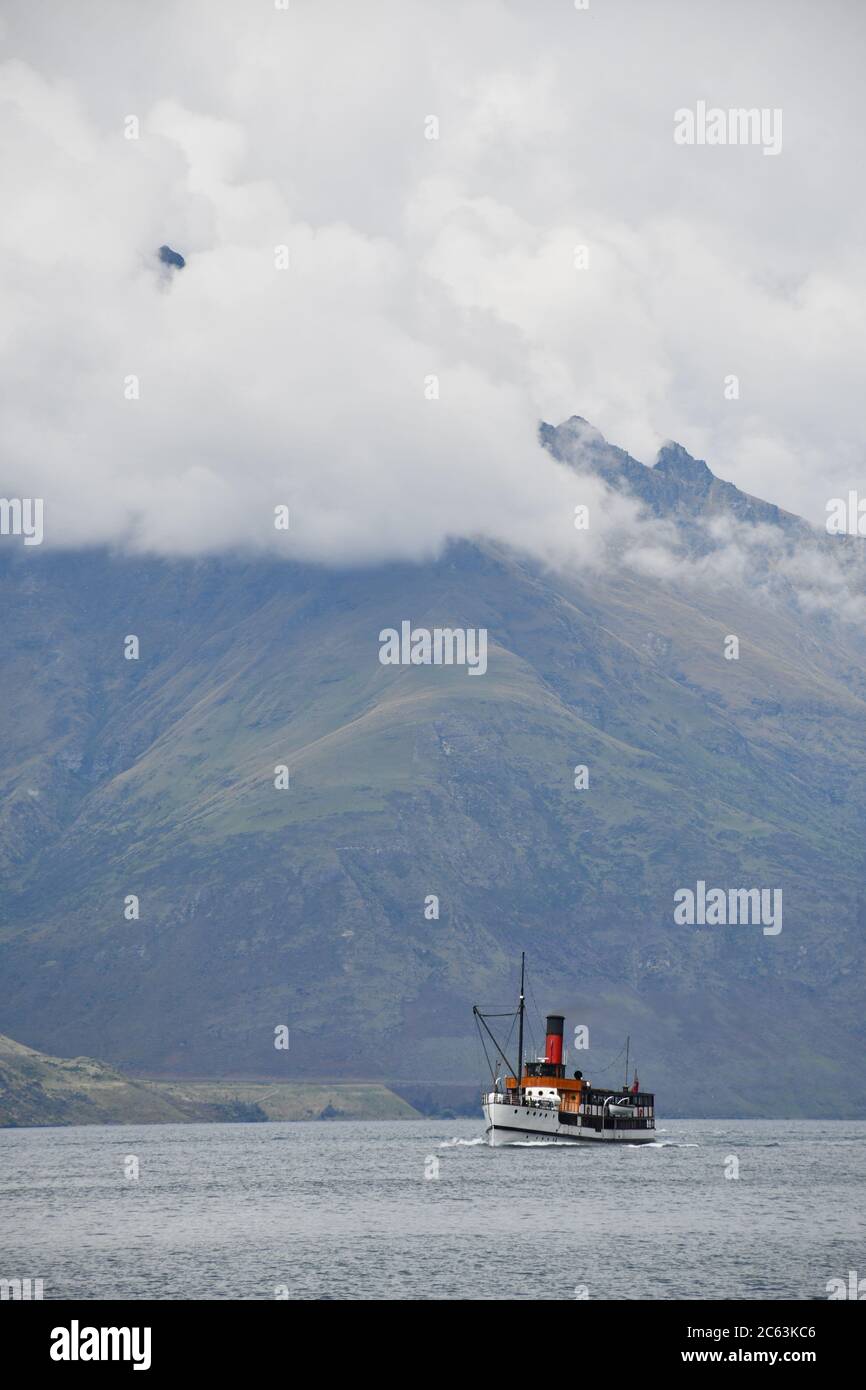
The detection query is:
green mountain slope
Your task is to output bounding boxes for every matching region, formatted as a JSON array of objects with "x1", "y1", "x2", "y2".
[
  {"x1": 0, "y1": 1034, "x2": 417, "y2": 1127},
  {"x1": 2, "y1": 424, "x2": 865, "y2": 1116},
  {"x1": 0, "y1": 1031, "x2": 239, "y2": 1126}
]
